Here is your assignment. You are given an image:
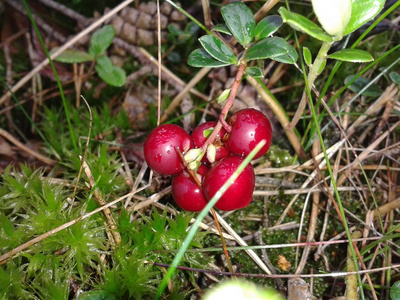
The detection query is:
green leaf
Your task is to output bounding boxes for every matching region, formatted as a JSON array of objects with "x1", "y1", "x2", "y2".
[
  {"x1": 221, "y1": 2, "x2": 255, "y2": 47},
  {"x1": 188, "y1": 48, "x2": 231, "y2": 68},
  {"x1": 167, "y1": 24, "x2": 183, "y2": 36},
  {"x1": 51, "y1": 48, "x2": 94, "y2": 63},
  {"x1": 389, "y1": 72, "x2": 400, "y2": 85},
  {"x1": 217, "y1": 88, "x2": 231, "y2": 104},
  {"x1": 245, "y1": 37, "x2": 288, "y2": 62},
  {"x1": 89, "y1": 25, "x2": 115, "y2": 56},
  {"x1": 0, "y1": 214, "x2": 15, "y2": 237},
  {"x1": 317, "y1": 58, "x2": 326, "y2": 75},
  {"x1": 95, "y1": 56, "x2": 126, "y2": 87},
  {"x1": 274, "y1": 43, "x2": 298, "y2": 64},
  {"x1": 344, "y1": 0, "x2": 385, "y2": 35},
  {"x1": 278, "y1": 7, "x2": 333, "y2": 42},
  {"x1": 203, "y1": 128, "x2": 214, "y2": 138},
  {"x1": 255, "y1": 15, "x2": 283, "y2": 41},
  {"x1": 328, "y1": 49, "x2": 374, "y2": 62},
  {"x1": 391, "y1": 281, "x2": 400, "y2": 300},
  {"x1": 199, "y1": 35, "x2": 237, "y2": 64},
  {"x1": 344, "y1": 75, "x2": 382, "y2": 97},
  {"x1": 212, "y1": 24, "x2": 232, "y2": 35},
  {"x1": 245, "y1": 66, "x2": 263, "y2": 78},
  {"x1": 303, "y1": 47, "x2": 312, "y2": 66}
]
